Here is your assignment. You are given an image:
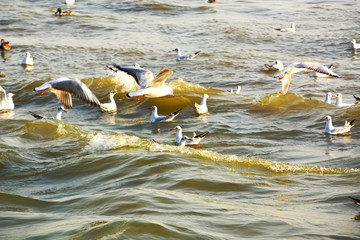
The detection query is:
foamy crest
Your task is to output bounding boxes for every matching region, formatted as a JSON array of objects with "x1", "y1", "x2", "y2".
[
  {"x1": 110, "y1": 72, "x2": 139, "y2": 93},
  {"x1": 82, "y1": 132, "x2": 142, "y2": 153}
]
